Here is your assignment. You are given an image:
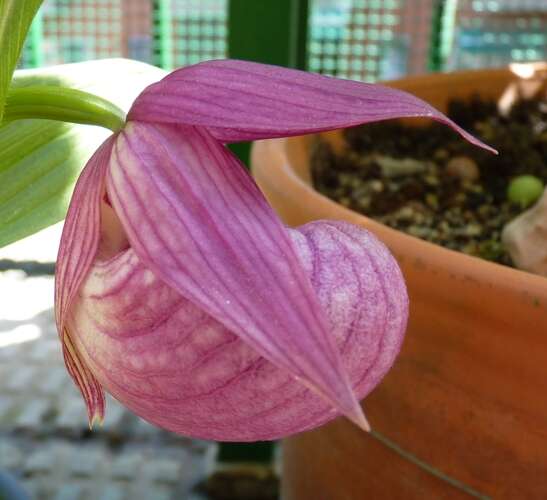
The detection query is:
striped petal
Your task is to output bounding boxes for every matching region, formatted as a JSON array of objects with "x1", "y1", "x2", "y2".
[
  {"x1": 128, "y1": 59, "x2": 495, "y2": 153},
  {"x1": 54, "y1": 135, "x2": 116, "y2": 426},
  {"x1": 68, "y1": 220, "x2": 407, "y2": 440},
  {"x1": 106, "y1": 122, "x2": 370, "y2": 430}
]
